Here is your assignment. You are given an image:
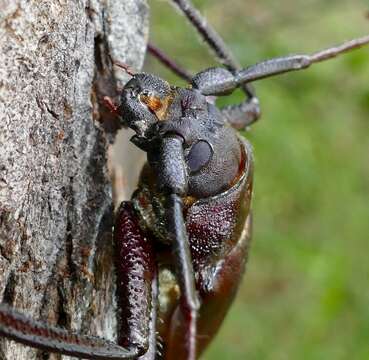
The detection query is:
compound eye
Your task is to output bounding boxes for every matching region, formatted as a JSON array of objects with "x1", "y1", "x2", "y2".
[{"x1": 186, "y1": 140, "x2": 213, "y2": 173}]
